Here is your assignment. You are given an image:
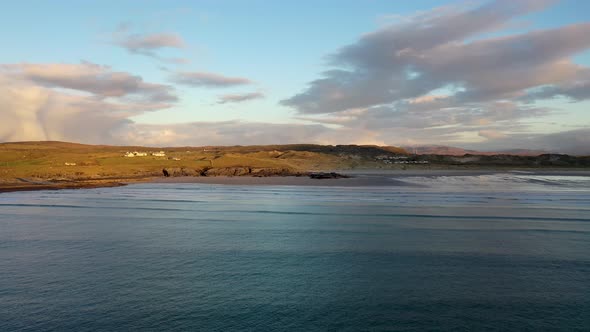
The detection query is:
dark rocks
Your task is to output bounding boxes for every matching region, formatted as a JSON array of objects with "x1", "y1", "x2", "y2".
[
  {"x1": 162, "y1": 166, "x2": 301, "y2": 177},
  {"x1": 162, "y1": 167, "x2": 200, "y2": 177},
  {"x1": 308, "y1": 172, "x2": 349, "y2": 179},
  {"x1": 204, "y1": 167, "x2": 251, "y2": 177},
  {"x1": 250, "y1": 168, "x2": 296, "y2": 177},
  {"x1": 206, "y1": 167, "x2": 297, "y2": 177}
]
